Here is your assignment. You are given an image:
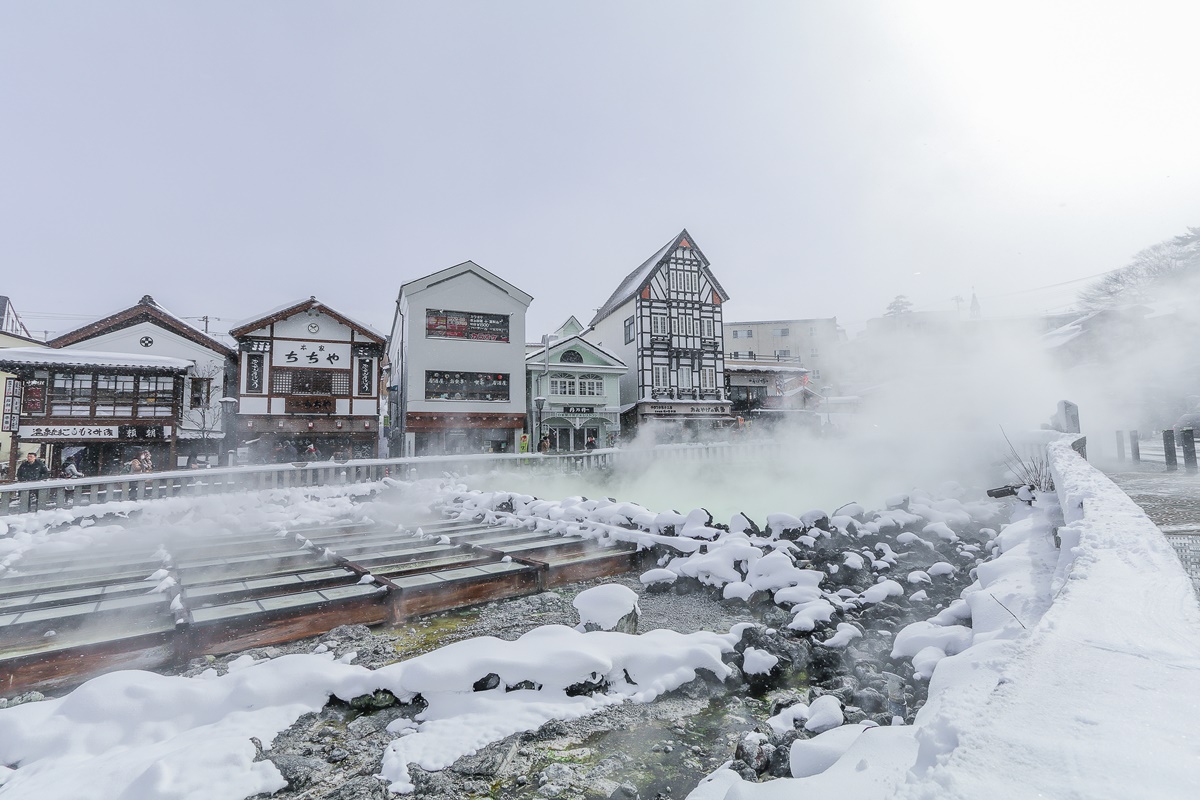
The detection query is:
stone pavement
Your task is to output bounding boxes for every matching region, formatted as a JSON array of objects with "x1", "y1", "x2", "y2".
[{"x1": 1104, "y1": 461, "x2": 1200, "y2": 594}]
